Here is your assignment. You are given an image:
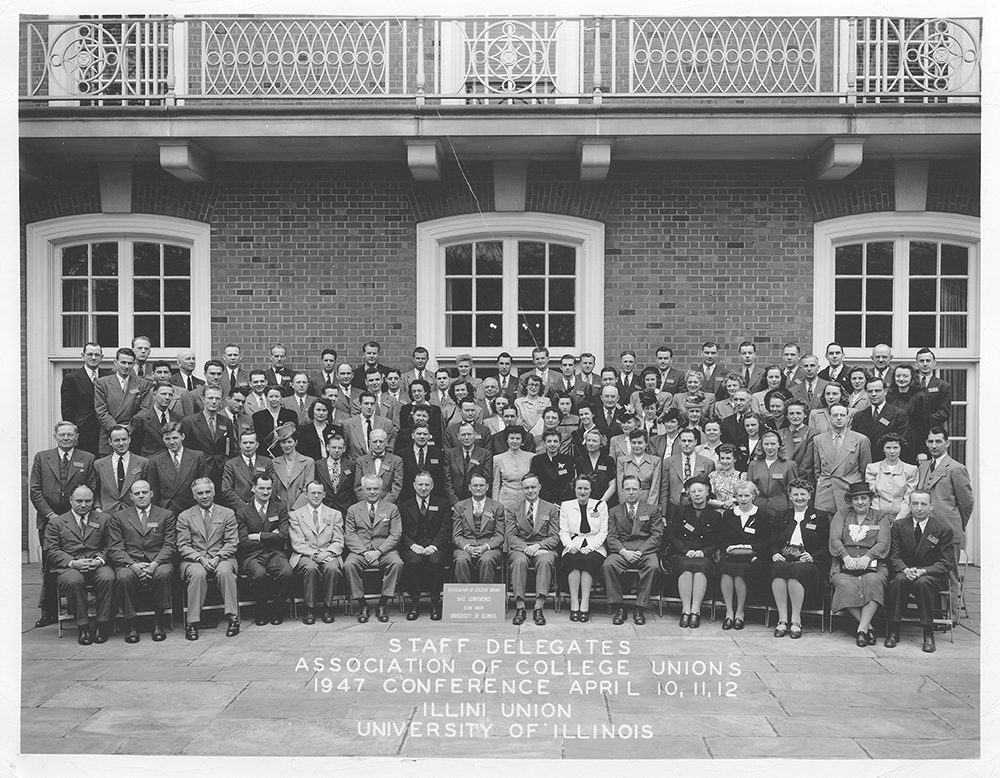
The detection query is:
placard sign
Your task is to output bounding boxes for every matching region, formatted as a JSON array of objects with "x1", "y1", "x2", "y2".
[{"x1": 442, "y1": 583, "x2": 505, "y2": 622}]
